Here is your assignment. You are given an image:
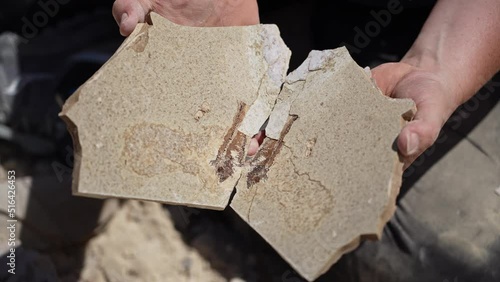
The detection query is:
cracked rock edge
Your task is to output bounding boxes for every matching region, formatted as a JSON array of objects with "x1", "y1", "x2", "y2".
[
  {"x1": 230, "y1": 49, "x2": 415, "y2": 281},
  {"x1": 59, "y1": 13, "x2": 291, "y2": 209},
  {"x1": 59, "y1": 14, "x2": 415, "y2": 282}
]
